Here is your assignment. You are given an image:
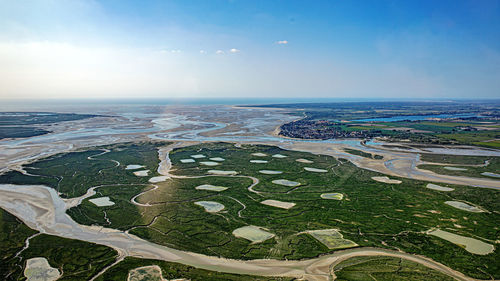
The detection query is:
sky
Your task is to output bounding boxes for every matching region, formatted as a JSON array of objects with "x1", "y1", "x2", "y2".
[{"x1": 0, "y1": 0, "x2": 499, "y2": 100}]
